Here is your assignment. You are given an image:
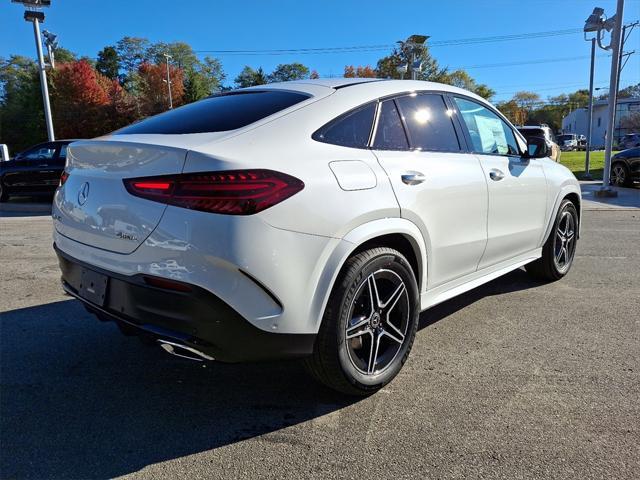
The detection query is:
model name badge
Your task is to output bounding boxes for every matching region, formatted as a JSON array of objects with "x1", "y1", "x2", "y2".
[{"x1": 116, "y1": 231, "x2": 138, "y2": 241}]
